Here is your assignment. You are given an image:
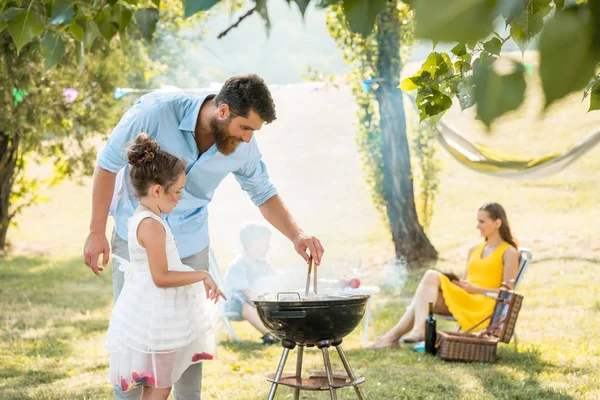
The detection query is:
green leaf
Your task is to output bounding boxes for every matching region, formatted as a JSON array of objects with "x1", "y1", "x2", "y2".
[
  {"x1": 422, "y1": 52, "x2": 454, "y2": 79},
  {"x1": 69, "y1": 19, "x2": 84, "y2": 41},
  {"x1": 111, "y1": 4, "x2": 133, "y2": 31},
  {"x1": 293, "y1": 0, "x2": 310, "y2": 16},
  {"x1": 182, "y1": 0, "x2": 219, "y2": 18},
  {"x1": 415, "y1": 0, "x2": 494, "y2": 43},
  {"x1": 539, "y1": 6, "x2": 598, "y2": 108},
  {"x1": 411, "y1": 71, "x2": 434, "y2": 88},
  {"x1": 501, "y1": 0, "x2": 527, "y2": 25},
  {"x1": 50, "y1": 0, "x2": 75, "y2": 25},
  {"x1": 473, "y1": 51, "x2": 497, "y2": 70},
  {"x1": 456, "y1": 78, "x2": 475, "y2": 110},
  {"x1": 151, "y1": 0, "x2": 160, "y2": 7},
  {"x1": 473, "y1": 61, "x2": 526, "y2": 128},
  {"x1": 588, "y1": 82, "x2": 600, "y2": 111},
  {"x1": 416, "y1": 88, "x2": 453, "y2": 121},
  {"x1": 528, "y1": 0, "x2": 552, "y2": 18},
  {"x1": 4, "y1": 8, "x2": 45, "y2": 54},
  {"x1": 76, "y1": 39, "x2": 84, "y2": 74},
  {"x1": 454, "y1": 60, "x2": 471, "y2": 74},
  {"x1": 451, "y1": 43, "x2": 467, "y2": 57},
  {"x1": 483, "y1": 37, "x2": 502, "y2": 55},
  {"x1": 554, "y1": 0, "x2": 564, "y2": 11},
  {"x1": 83, "y1": 21, "x2": 101, "y2": 49},
  {"x1": 0, "y1": 13, "x2": 7, "y2": 33},
  {"x1": 587, "y1": 83, "x2": 600, "y2": 109},
  {"x1": 97, "y1": 20, "x2": 118, "y2": 41},
  {"x1": 509, "y1": 12, "x2": 544, "y2": 54},
  {"x1": 342, "y1": 0, "x2": 386, "y2": 37},
  {"x1": 400, "y1": 77, "x2": 419, "y2": 91},
  {"x1": 135, "y1": 7, "x2": 159, "y2": 42},
  {"x1": 316, "y1": 0, "x2": 340, "y2": 7},
  {"x1": 41, "y1": 30, "x2": 65, "y2": 71}
]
